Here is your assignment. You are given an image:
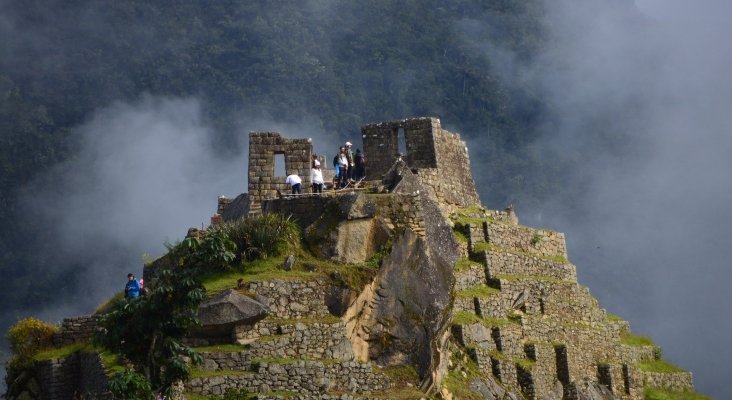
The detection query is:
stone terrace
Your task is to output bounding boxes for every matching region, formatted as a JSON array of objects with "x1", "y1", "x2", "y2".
[{"x1": 449, "y1": 212, "x2": 695, "y2": 400}]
